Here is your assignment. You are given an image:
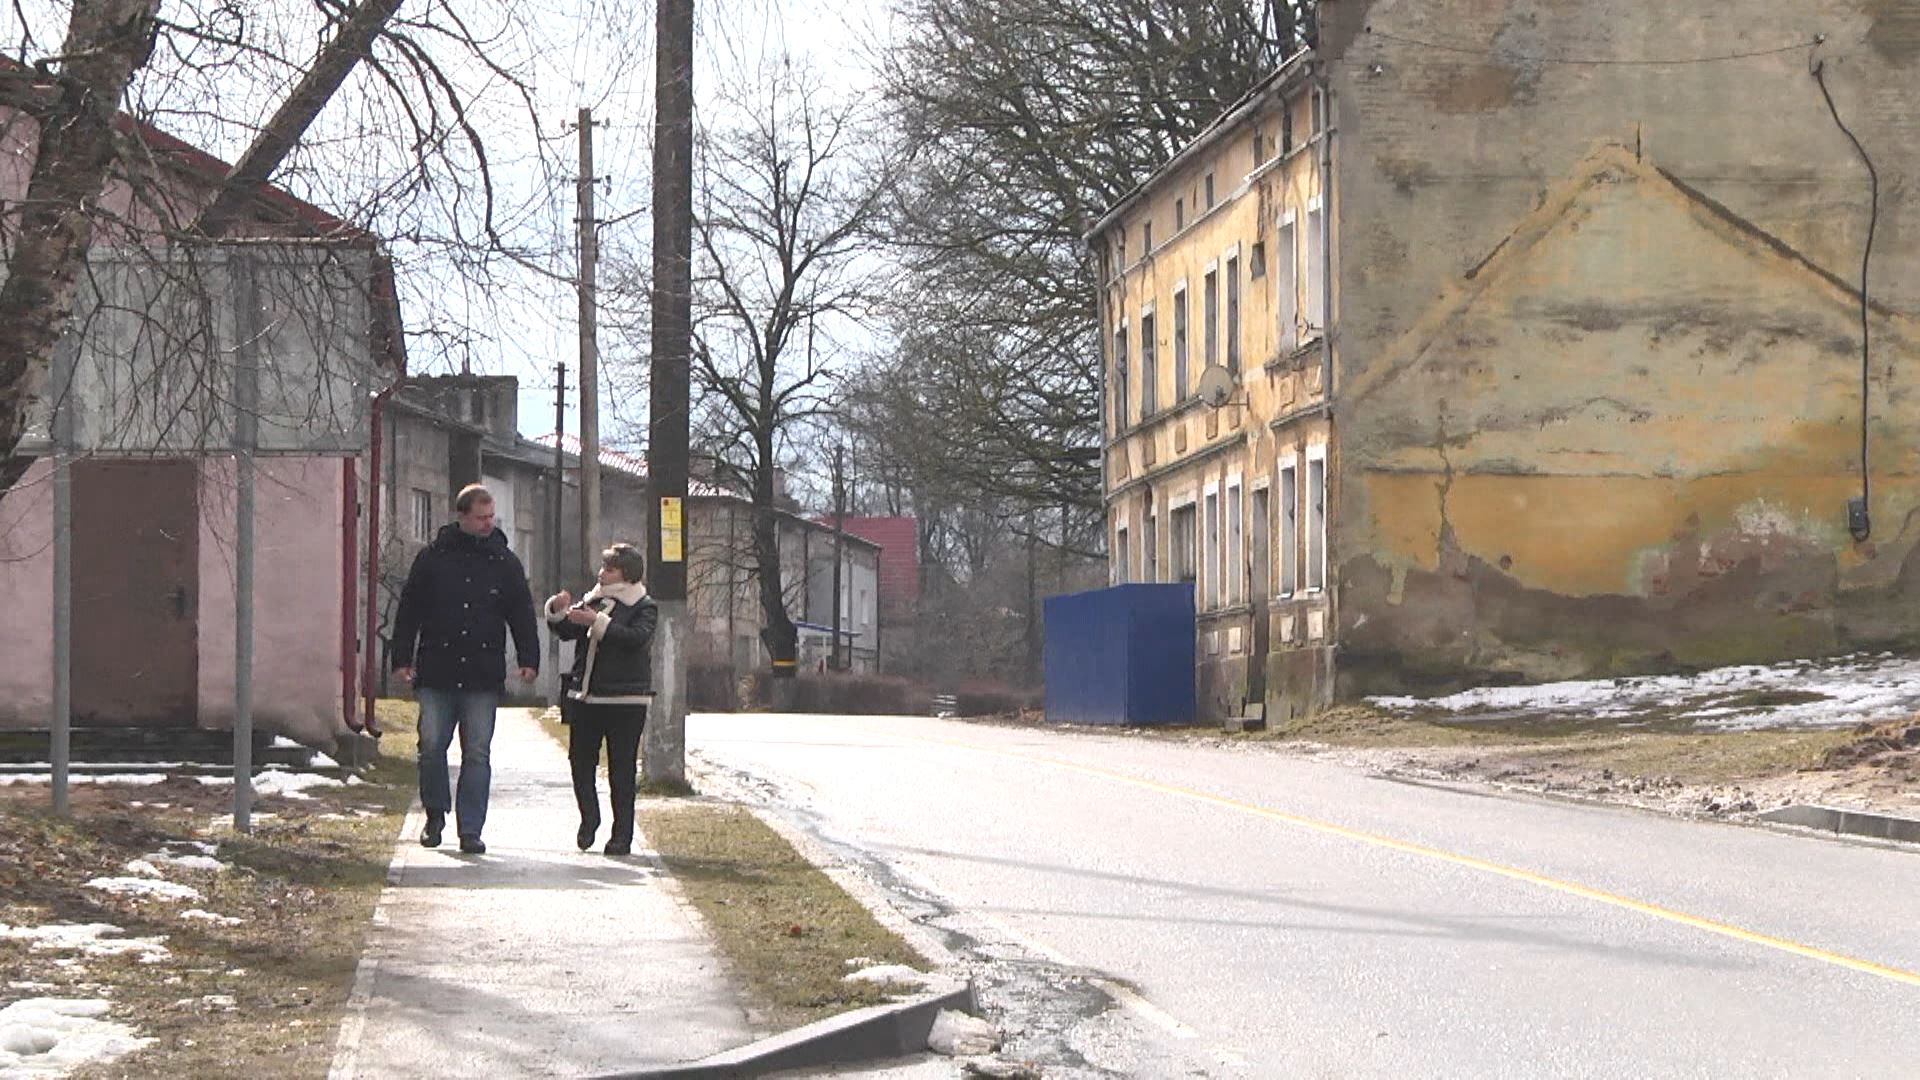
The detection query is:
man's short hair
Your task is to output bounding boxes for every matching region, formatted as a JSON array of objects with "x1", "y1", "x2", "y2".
[
  {"x1": 455, "y1": 484, "x2": 494, "y2": 514},
  {"x1": 602, "y1": 542, "x2": 647, "y2": 584}
]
